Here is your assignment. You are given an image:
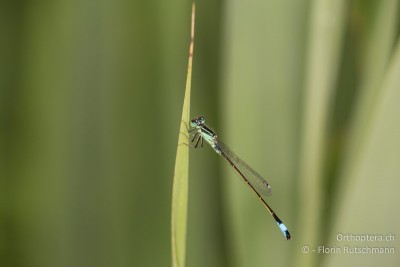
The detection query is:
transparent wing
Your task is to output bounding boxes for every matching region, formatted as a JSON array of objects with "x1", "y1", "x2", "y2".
[{"x1": 215, "y1": 139, "x2": 272, "y2": 199}]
